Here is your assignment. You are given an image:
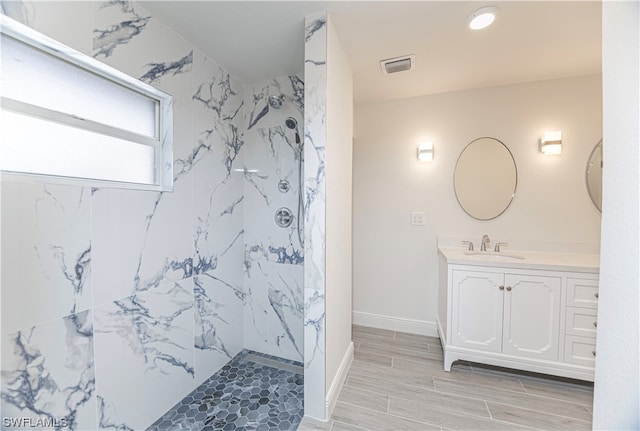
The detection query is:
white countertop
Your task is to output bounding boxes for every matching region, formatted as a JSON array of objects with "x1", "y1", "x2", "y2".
[{"x1": 438, "y1": 247, "x2": 600, "y2": 273}]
